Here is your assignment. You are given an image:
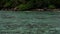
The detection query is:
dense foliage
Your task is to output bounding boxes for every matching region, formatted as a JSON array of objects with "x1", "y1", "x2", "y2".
[{"x1": 0, "y1": 0, "x2": 60, "y2": 10}]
